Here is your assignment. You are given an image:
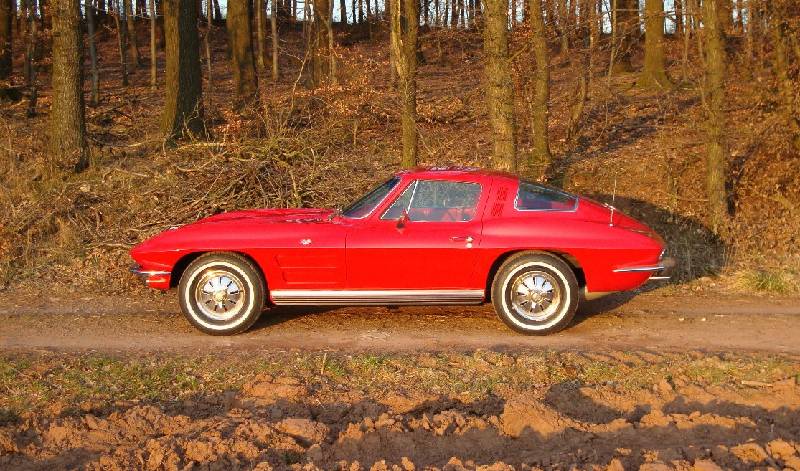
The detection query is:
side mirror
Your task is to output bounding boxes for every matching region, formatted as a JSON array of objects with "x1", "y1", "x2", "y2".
[{"x1": 396, "y1": 210, "x2": 409, "y2": 230}]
